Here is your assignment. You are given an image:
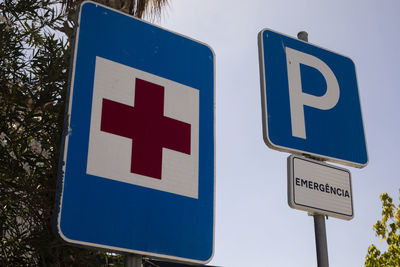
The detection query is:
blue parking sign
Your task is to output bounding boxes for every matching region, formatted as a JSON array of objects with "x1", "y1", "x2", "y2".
[
  {"x1": 55, "y1": 1, "x2": 215, "y2": 264},
  {"x1": 258, "y1": 28, "x2": 368, "y2": 167}
]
